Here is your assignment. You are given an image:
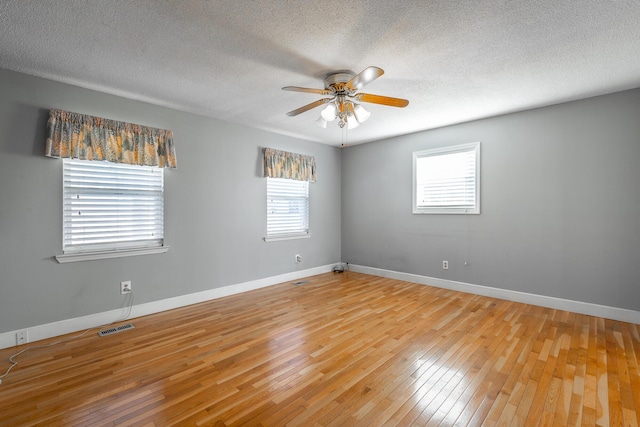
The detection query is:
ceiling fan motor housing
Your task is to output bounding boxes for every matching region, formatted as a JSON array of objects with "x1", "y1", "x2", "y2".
[{"x1": 324, "y1": 72, "x2": 356, "y2": 92}]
